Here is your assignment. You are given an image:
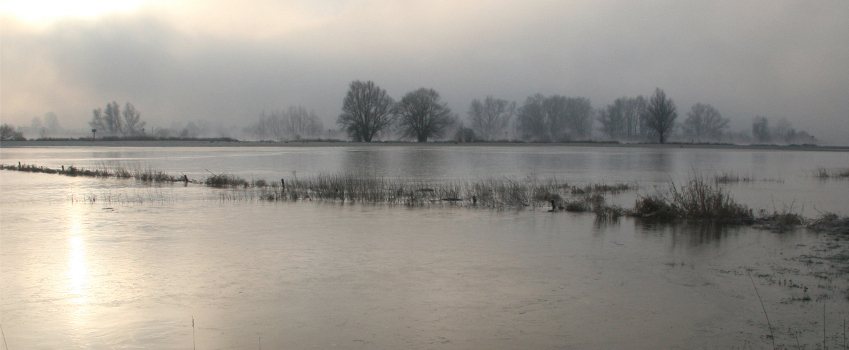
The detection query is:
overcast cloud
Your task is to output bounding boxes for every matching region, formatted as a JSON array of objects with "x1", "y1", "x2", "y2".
[{"x1": 2, "y1": 0, "x2": 848, "y2": 143}]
